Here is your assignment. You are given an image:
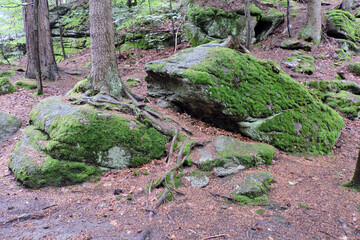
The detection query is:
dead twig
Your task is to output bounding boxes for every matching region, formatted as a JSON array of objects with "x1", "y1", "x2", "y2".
[
  {"x1": 201, "y1": 234, "x2": 230, "y2": 240},
  {"x1": 41, "y1": 204, "x2": 57, "y2": 211}
]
